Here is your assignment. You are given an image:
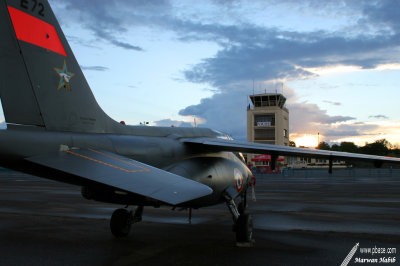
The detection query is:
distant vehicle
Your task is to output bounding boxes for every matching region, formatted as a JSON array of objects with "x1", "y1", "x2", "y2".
[{"x1": 1, "y1": 0, "x2": 399, "y2": 243}]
